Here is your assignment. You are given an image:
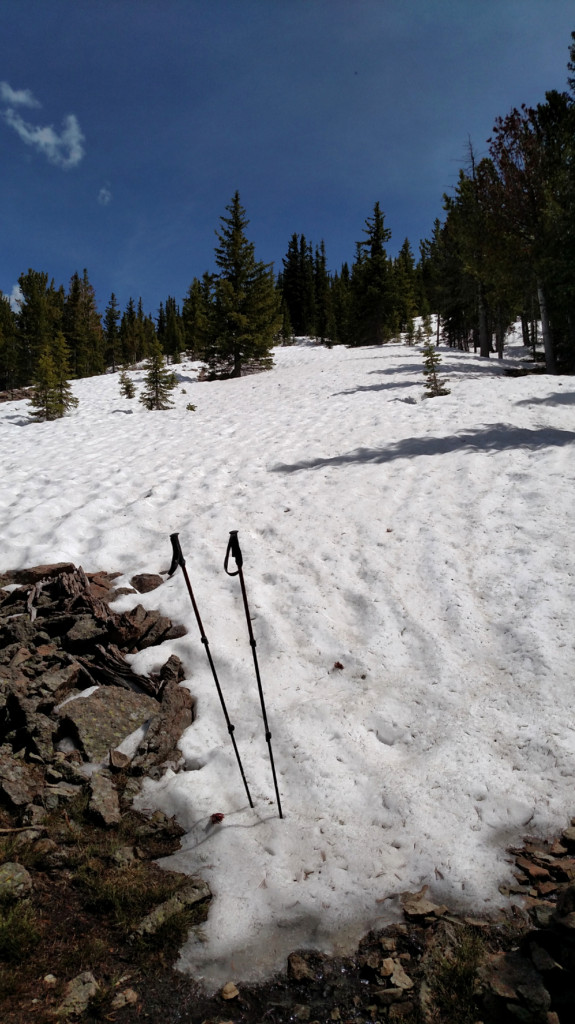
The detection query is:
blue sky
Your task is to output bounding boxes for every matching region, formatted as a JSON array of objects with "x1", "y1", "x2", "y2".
[{"x1": 1, "y1": 0, "x2": 573, "y2": 316}]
